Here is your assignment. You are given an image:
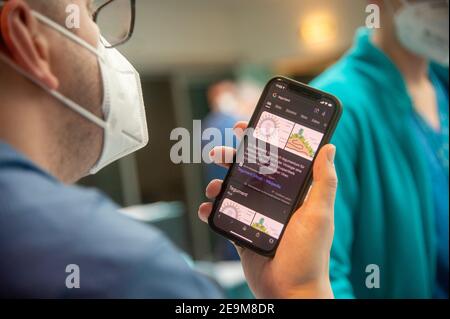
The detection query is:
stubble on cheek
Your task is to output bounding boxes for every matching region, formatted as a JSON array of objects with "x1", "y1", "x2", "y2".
[{"x1": 51, "y1": 29, "x2": 104, "y2": 176}]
